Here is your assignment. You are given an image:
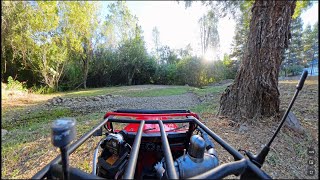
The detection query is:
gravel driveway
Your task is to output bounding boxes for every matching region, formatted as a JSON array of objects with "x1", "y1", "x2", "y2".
[{"x1": 48, "y1": 92, "x2": 201, "y2": 113}]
